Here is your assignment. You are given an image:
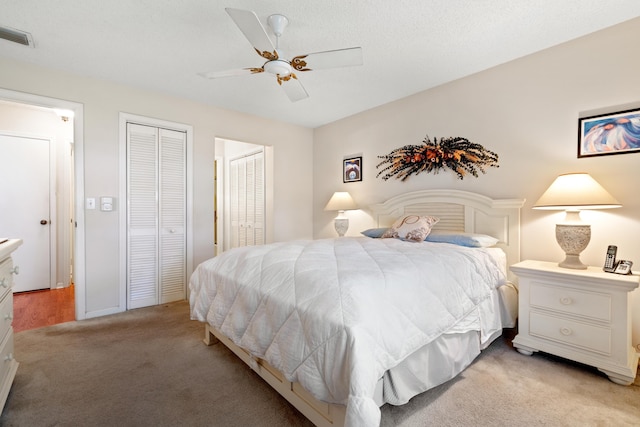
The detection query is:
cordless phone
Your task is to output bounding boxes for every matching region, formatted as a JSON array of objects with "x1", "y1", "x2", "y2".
[{"x1": 603, "y1": 245, "x2": 617, "y2": 272}]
